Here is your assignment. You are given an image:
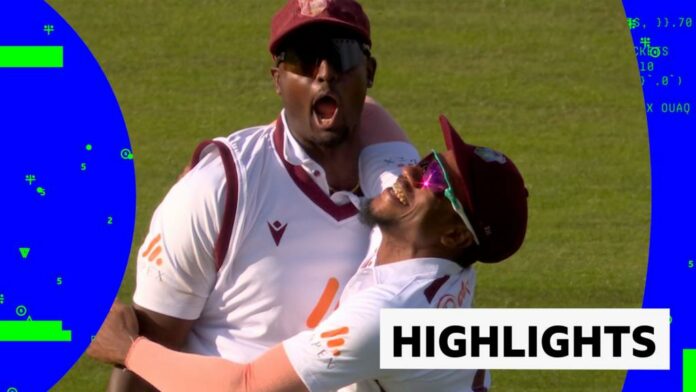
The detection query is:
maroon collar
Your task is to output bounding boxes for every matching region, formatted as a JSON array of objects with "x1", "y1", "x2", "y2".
[{"x1": 272, "y1": 117, "x2": 359, "y2": 222}]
